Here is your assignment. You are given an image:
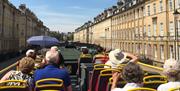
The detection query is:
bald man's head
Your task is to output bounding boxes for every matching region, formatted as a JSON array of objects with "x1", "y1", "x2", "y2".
[{"x1": 45, "y1": 50, "x2": 59, "y2": 64}]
